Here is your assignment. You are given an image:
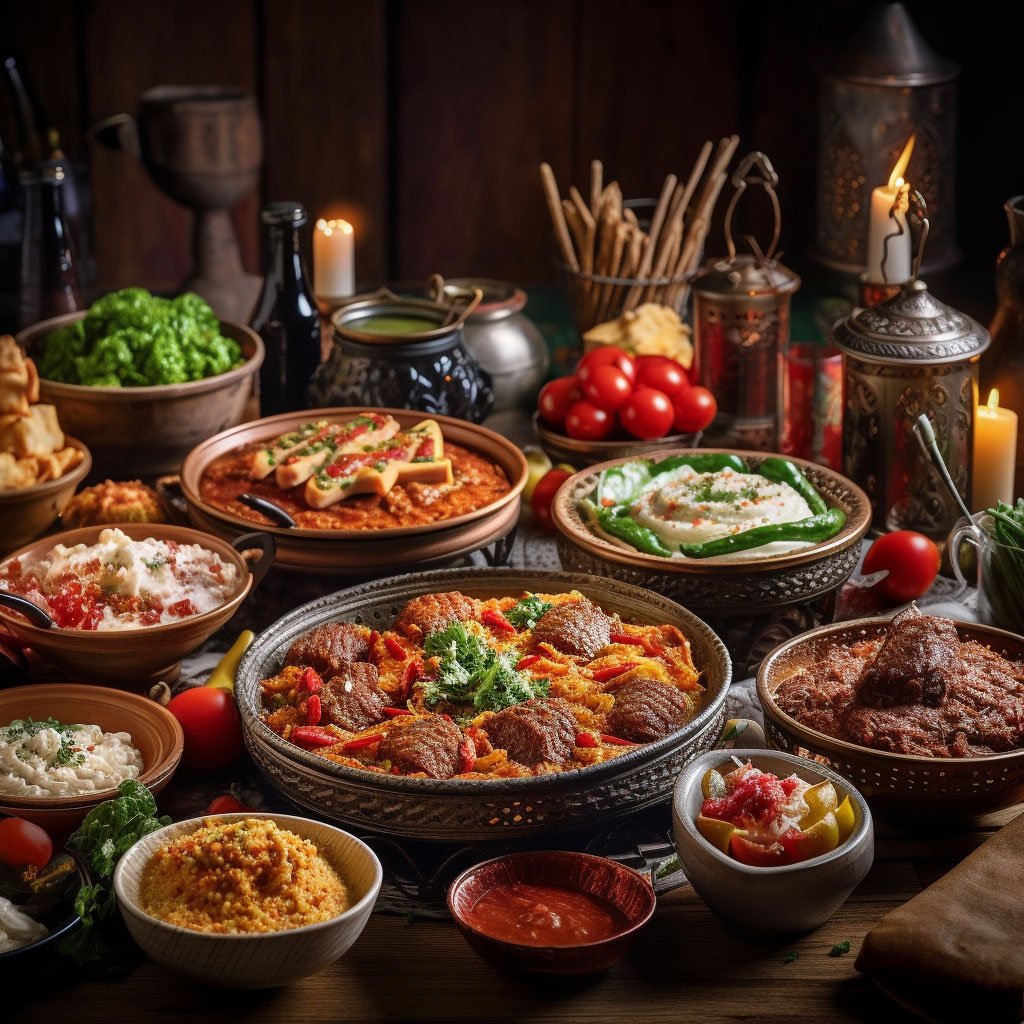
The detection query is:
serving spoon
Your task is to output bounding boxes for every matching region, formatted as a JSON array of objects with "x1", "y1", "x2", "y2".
[
  {"x1": 236, "y1": 492, "x2": 297, "y2": 528},
  {"x1": 912, "y1": 414, "x2": 980, "y2": 535},
  {"x1": 0, "y1": 592, "x2": 56, "y2": 629}
]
